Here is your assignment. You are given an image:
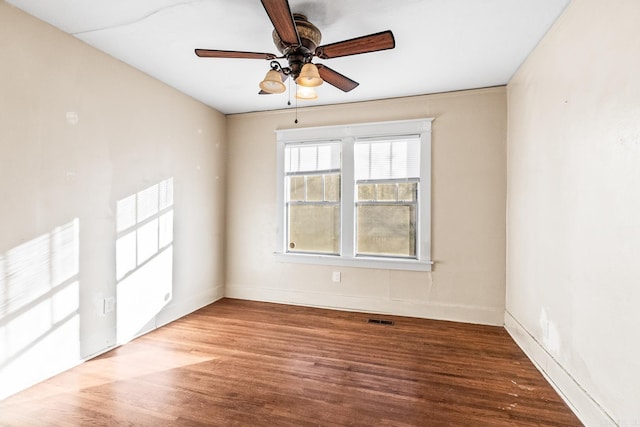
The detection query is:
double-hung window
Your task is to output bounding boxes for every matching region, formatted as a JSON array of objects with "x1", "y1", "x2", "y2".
[
  {"x1": 285, "y1": 142, "x2": 341, "y2": 254},
  {"x1": 354, "y1": 136, "x2": 420, "y2": 258},
  {"x1": 275, "y1": 119, "x2": 433, "y2": 271}
]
